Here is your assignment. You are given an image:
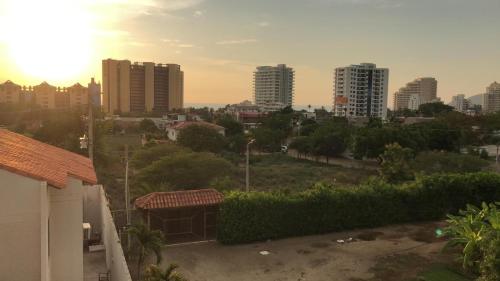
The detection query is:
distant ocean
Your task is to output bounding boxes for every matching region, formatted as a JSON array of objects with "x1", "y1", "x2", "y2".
[{"x1": 185, "y1": 103, "x2": 331, "y2": 111}]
